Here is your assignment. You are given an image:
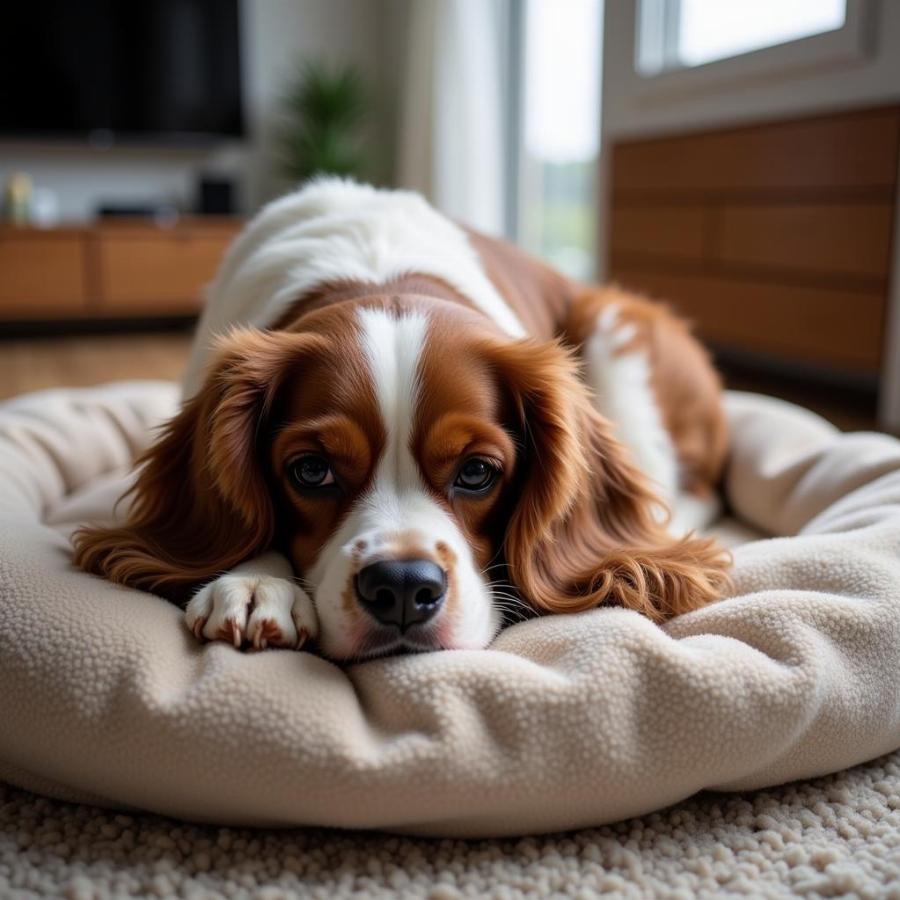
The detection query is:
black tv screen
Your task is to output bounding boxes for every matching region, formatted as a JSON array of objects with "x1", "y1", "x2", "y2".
[{"x1": 2, "y1": 0, "x2": 243, "y2": 142}]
